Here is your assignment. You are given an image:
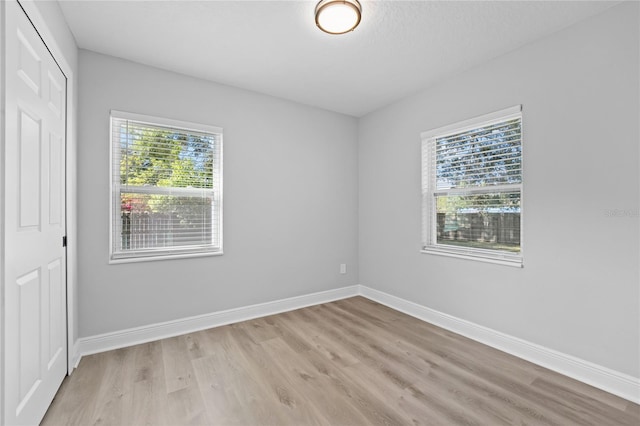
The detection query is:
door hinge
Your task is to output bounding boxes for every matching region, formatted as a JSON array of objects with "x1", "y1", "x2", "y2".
[{"x1": 62, "y1": 236, "x2": 67, "y2": 247}]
